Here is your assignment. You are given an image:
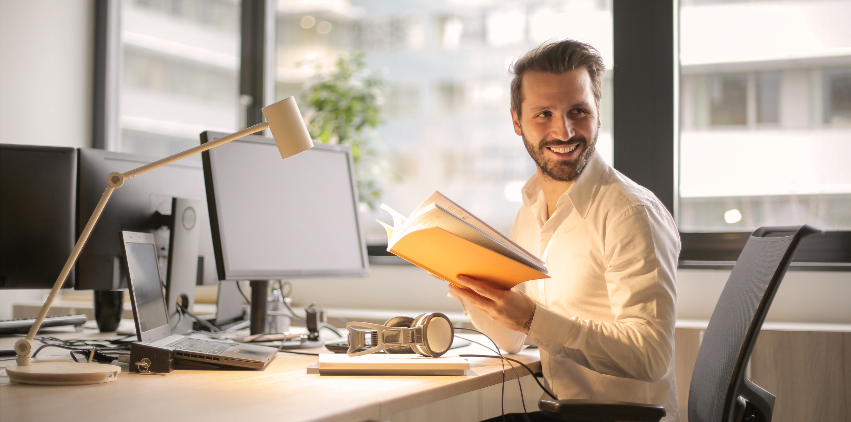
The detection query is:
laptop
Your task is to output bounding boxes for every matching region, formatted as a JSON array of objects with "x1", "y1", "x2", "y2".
[{"x1": 121, "y1": 231, "x2": 276, "y2": 370}]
